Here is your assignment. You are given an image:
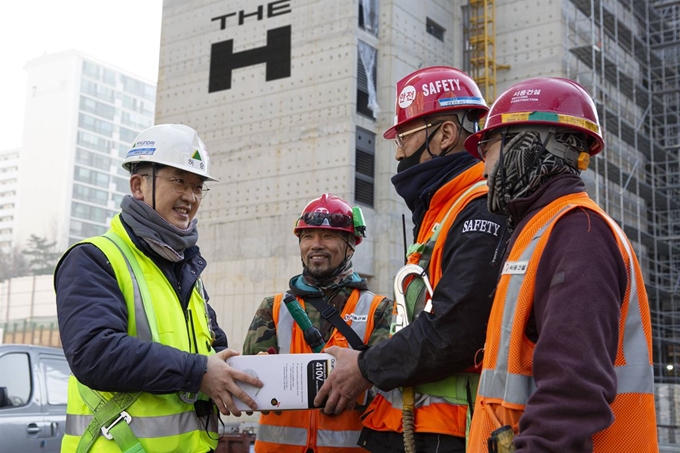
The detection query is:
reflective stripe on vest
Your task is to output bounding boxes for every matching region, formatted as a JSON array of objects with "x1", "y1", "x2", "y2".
[
  {"x1": 470, "y1": 194, "x2": 657, "y2": 452},
  {"x1": 375, "y1": 379, "x2": 475, "y2": 410},
  {"x1": 276, "y1": 289, "x2": 378, "y2": 354},
  {"x1": 103, "y1": 230, "x2": 157, "y2": 343},
  {"x1": 84, "y1": 234, "x2": 154, "y2": 342},
  {"x1": 477, "y1": 201, "x2": 653, "y2": 404},
  {"x1": 255, "y1": 289, "x2": 383, "y2": 452},
  {"x1": 65, "y1": 410, "x2": 218, "y2": 438},
  {"x1": 59, "y1": 214, "x2": 218, "y2": 453},
  {"x1": 257, "y1": 424, "x2": 361, "y2": 449},
  {"x1": 365, "y1": 373, "x2": 474, "y2": 437}
]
